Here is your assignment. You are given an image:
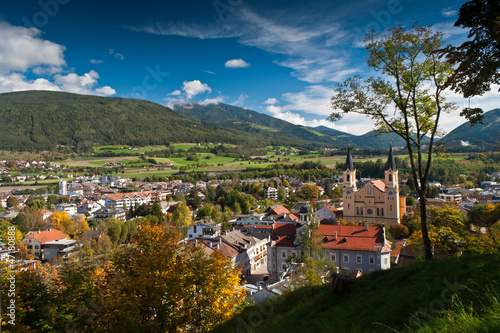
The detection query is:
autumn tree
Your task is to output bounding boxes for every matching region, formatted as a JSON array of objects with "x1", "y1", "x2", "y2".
[
  {"x1": 330, "y1": 25, "x2": 458, "y2": 260},
  {"x1": 95, "y1": 221, "x2": 245, "y2": 332}
]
